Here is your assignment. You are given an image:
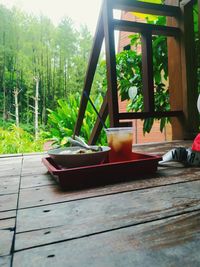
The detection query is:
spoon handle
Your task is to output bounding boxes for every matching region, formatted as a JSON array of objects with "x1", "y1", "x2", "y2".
[
  {"x1": 75, "y1": 135, "x2": 90, "y2": 148},
  {"x1": 68, "y1": 136, "x2": 101, "y2": 152},
  {"x1": 68, "y1": 137, "x2": 85, "y2": 148}
]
